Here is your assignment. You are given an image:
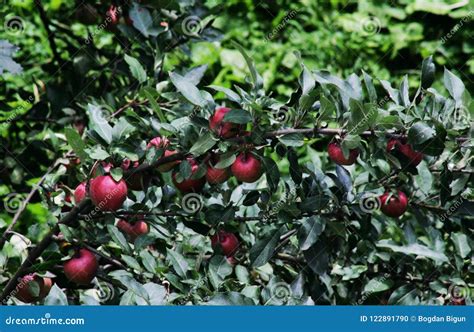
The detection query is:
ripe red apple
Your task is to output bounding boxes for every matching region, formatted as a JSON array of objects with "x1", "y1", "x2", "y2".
[
  {"x1": 63, "y1": 249, "x2": 98, "y2": 284},
  {"x1": 328, "y1": 142, "x2": 359, "y2": 165},
  {"x1": 74, "y1": 182, "x2": 87, "y2": 204},
  {"x1": 172, "y1": 160, "x2": 206, "y2": 193},
  {"x1": 209, "y1": 107, "x2": 241, "y2": 139},
  {"x1": 211, "y1": 231, "x2": 239, "y2": 257},
  {"x1": 15, "y1": 274, "x2": 52, "y2": 303},
  {"x1": 231, "y1": 152, "x2": 262, "y2": 183},
  {"x1": 90, "y1": 175, "x2": 128, "y2": 211},
  {"x1": 206, "y1": 156, "x2": 231, "y2": 184},
  {"x1": 117, "y1": 219, "x2": 149, "y2": 242},
  {"x1": 380, "y1": 190, "x2": 408, "y2": 218},
  {"x1": 386, "y1": 138, "x2": 423, "y2": 167}
]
